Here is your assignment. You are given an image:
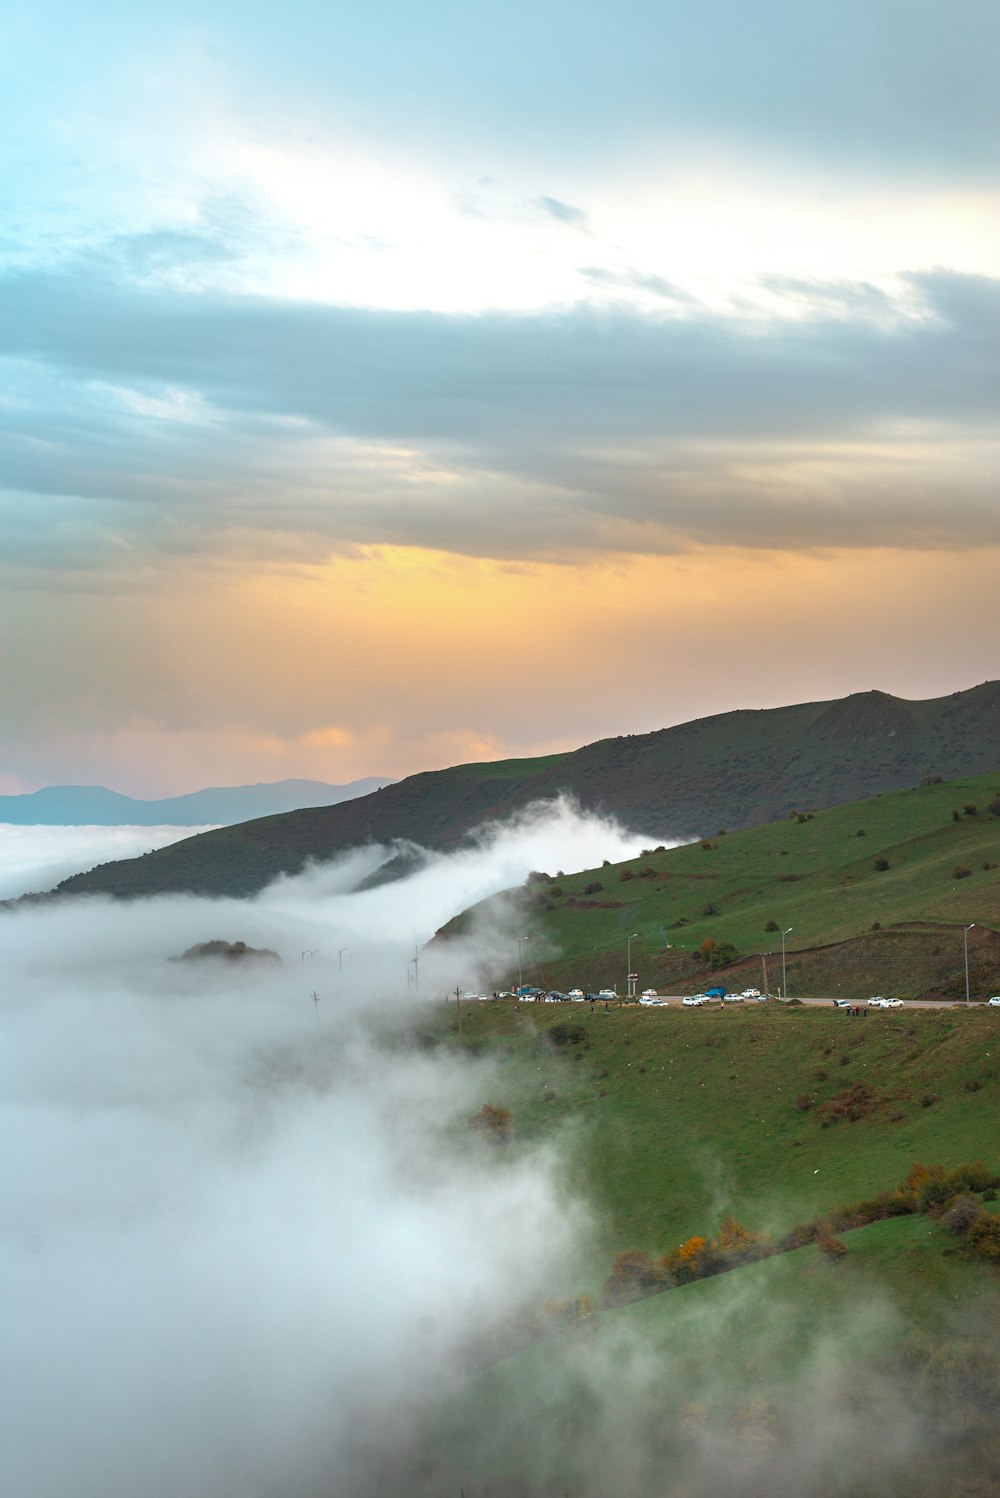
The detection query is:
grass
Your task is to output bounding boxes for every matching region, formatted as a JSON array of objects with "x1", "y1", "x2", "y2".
[
  {"x1": 440, "y1": 773, "x2": 1000, "y2": 999},
  {"x1": 409, "y1": 999, "x2": 1000, "y2": 1497},
  {"x1": 448, "y1": 999, "x2": 1000, "y2": 1266}
]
